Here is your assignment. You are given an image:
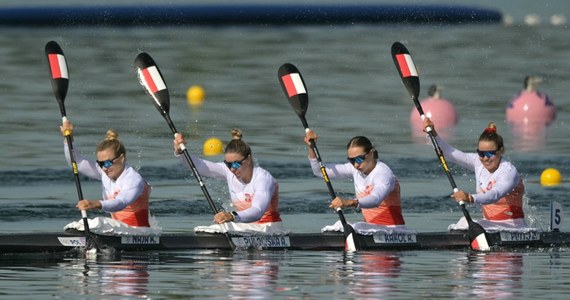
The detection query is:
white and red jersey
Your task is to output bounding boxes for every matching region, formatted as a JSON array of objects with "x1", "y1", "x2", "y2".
[
  {"x1": 436, "y1": 137, "x2": 525, "y2": 221},
  {"x1": 309, "y1": 158, "x2": 405, "y2": 226},
  {"x1": 179, "y1": 155, "x2": 281, "y2": 224},
  {"x1": 64, "y1": 145, "x2": 151, "y2": 227}
]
